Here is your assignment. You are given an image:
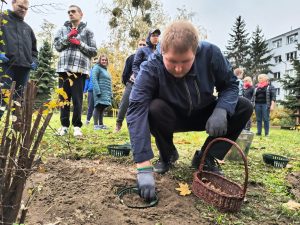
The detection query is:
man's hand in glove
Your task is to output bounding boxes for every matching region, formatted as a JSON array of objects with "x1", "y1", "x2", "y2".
[
  {"x1": 137, "y1": 167, "x2": 156, "y2": 202},
  {"x1": 205, "y1": 107, "x2": 228, "y2": 137},
  {"x1": 69, "y1": 38, "x2": 80, "y2": 45},
  {"x1": 68, "y1": 28, "x2": 78, "y2": 38}
]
